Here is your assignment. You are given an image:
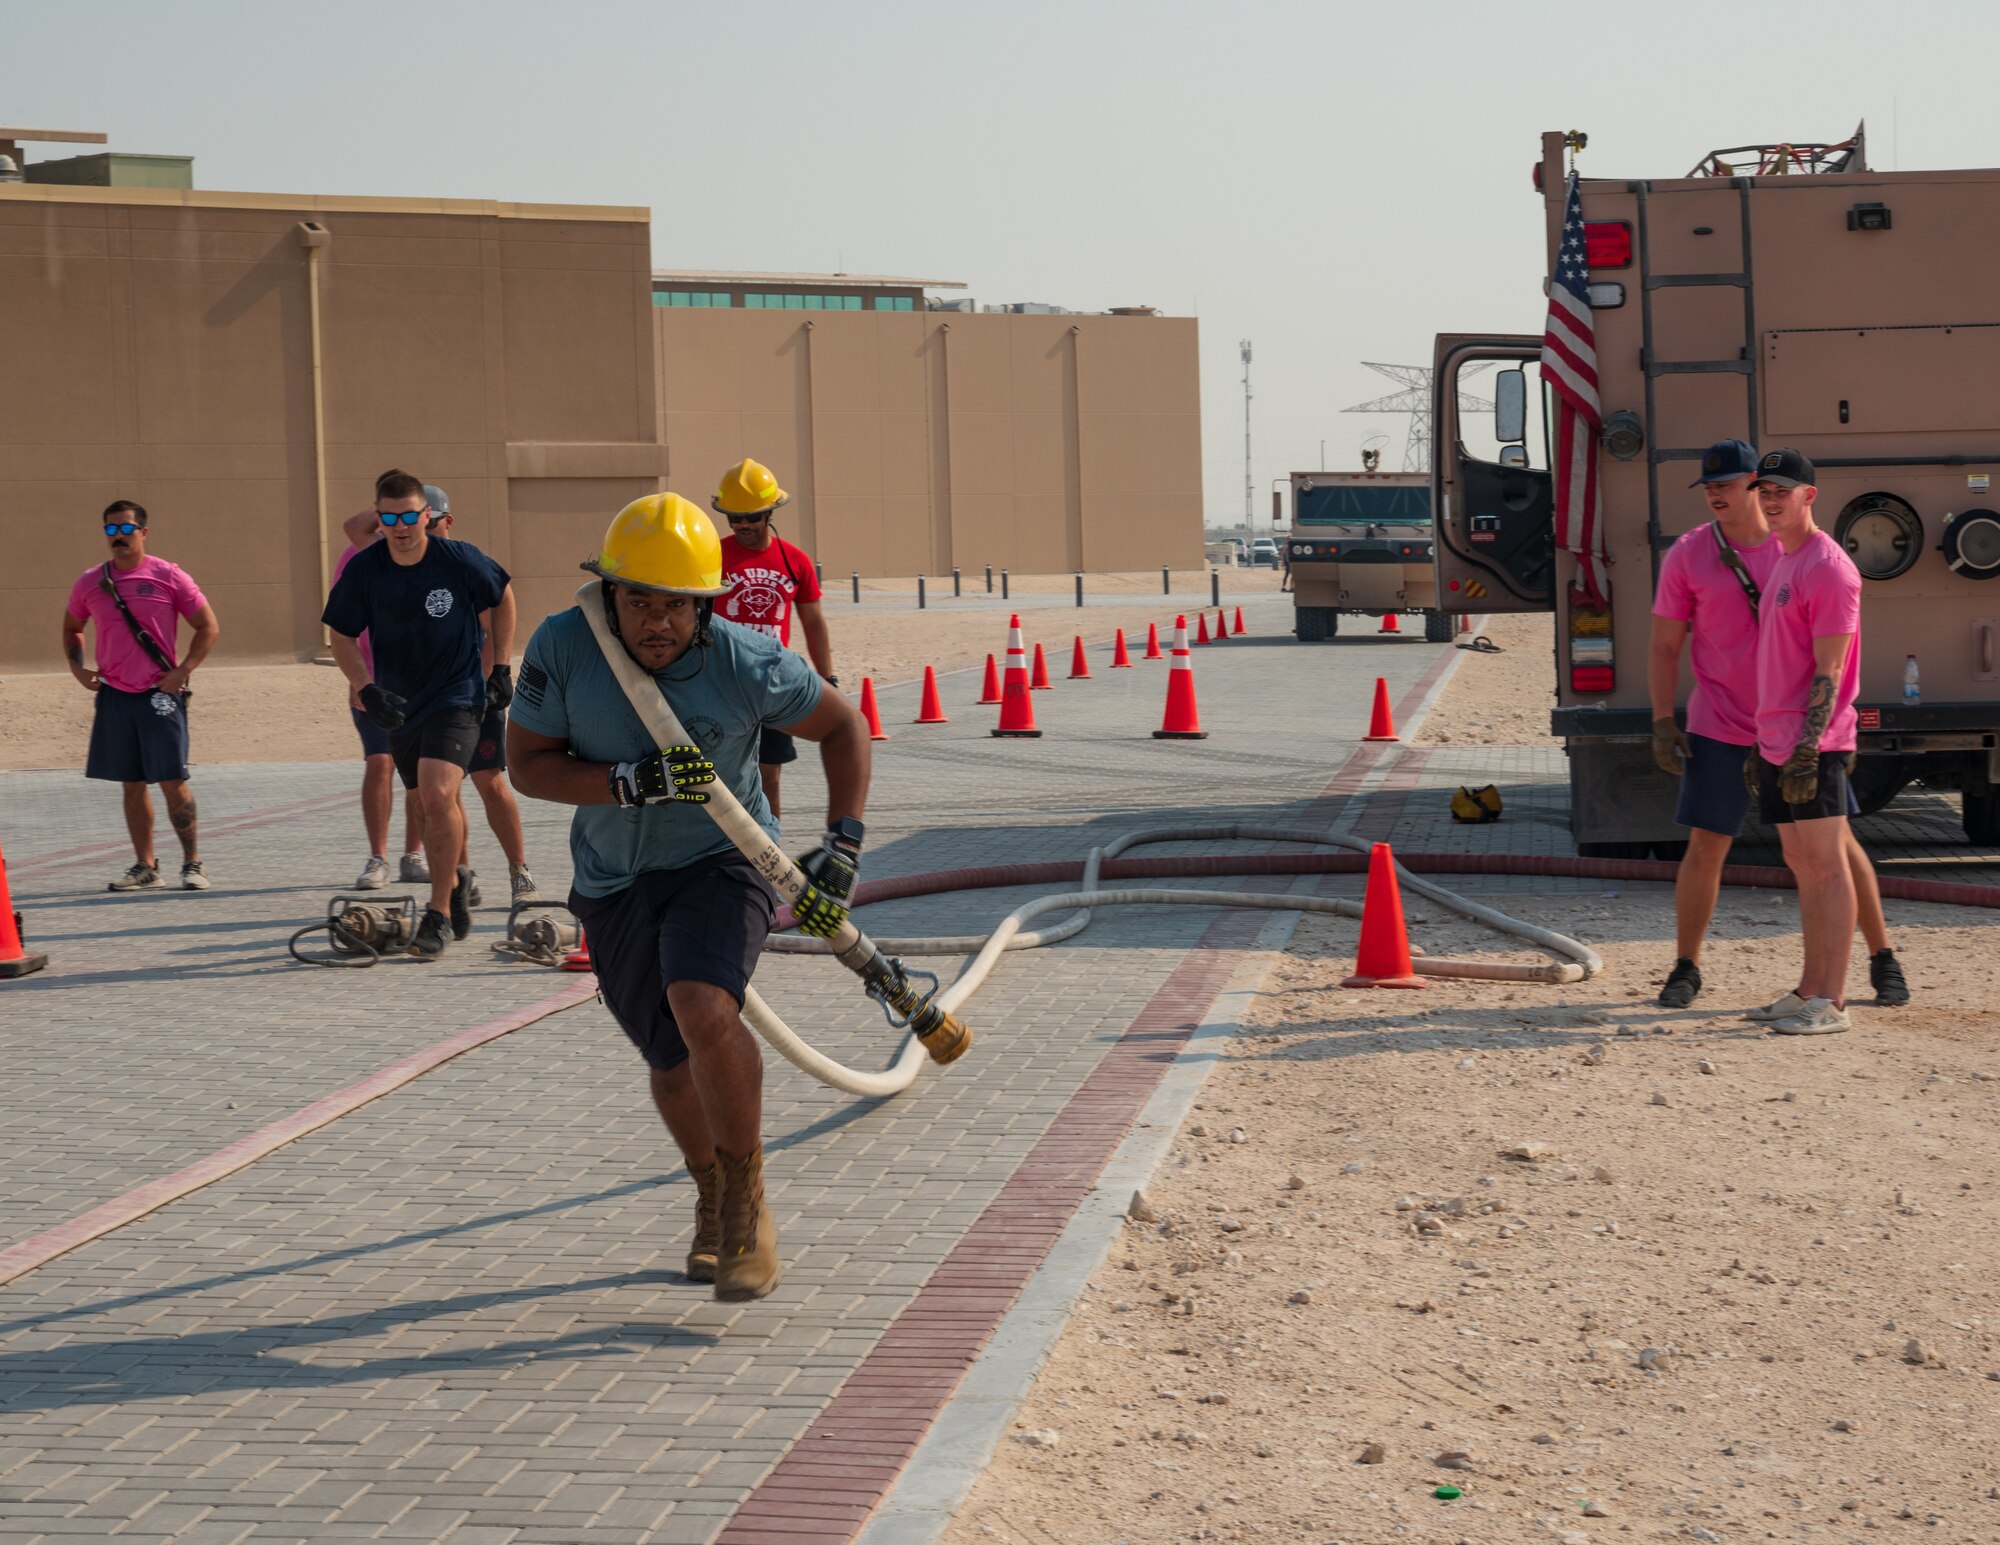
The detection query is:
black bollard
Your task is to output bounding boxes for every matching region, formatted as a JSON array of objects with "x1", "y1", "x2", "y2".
[
  {"x1": 1210, "y1": 569, "x2": 1220, "y2": 607},
  {"x1": 1162, "y1": 565, "x2": 1171, "y2": 595},
  {"x1": 1075, "y1": 572, "x2": 1083, "y2": 608},
  {"x1": 953, "y1": 567, "x2": 962, "y2": 597},
  {"x1": 918, "y1": 575, "x2": 927, "y2": 610},
  {"x1": 852, "y1": 571, "x2": 860, "y2": 604},
  {"x1": 985, "y1": 564, "x2": 993, "y2": 593},
  {"x1": 1001, "y1": 568, "x2": 1010, "y2": 600}
]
